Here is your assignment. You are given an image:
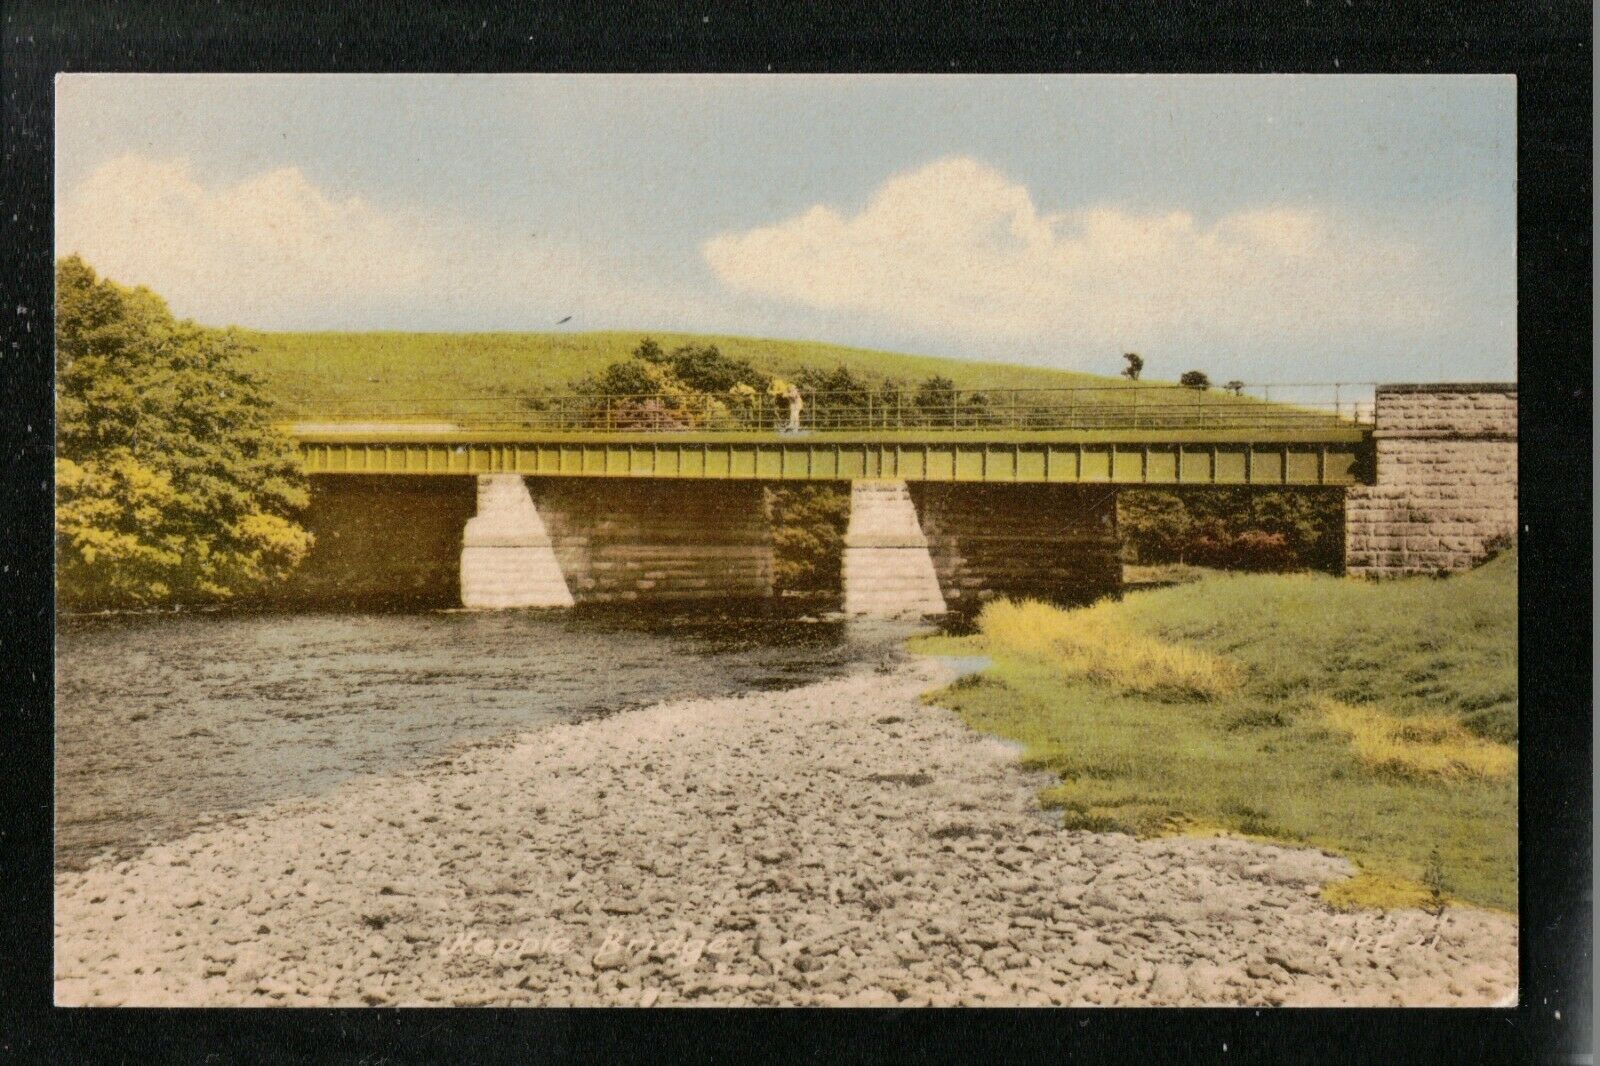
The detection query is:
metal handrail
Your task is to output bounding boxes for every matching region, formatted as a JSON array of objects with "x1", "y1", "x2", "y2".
[{"x1": 284, "y1": 383, "x2": 1378, "y2": 433}]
